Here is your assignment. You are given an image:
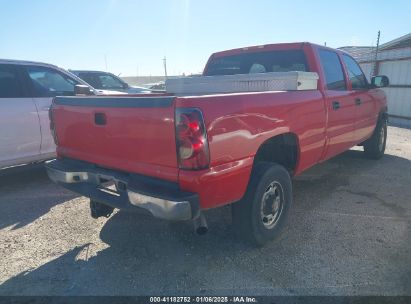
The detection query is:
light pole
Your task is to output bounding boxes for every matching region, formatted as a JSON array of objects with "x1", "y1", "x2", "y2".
[{"x1": 163, "y1": 56, "x2": 168, "y2": 79}]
